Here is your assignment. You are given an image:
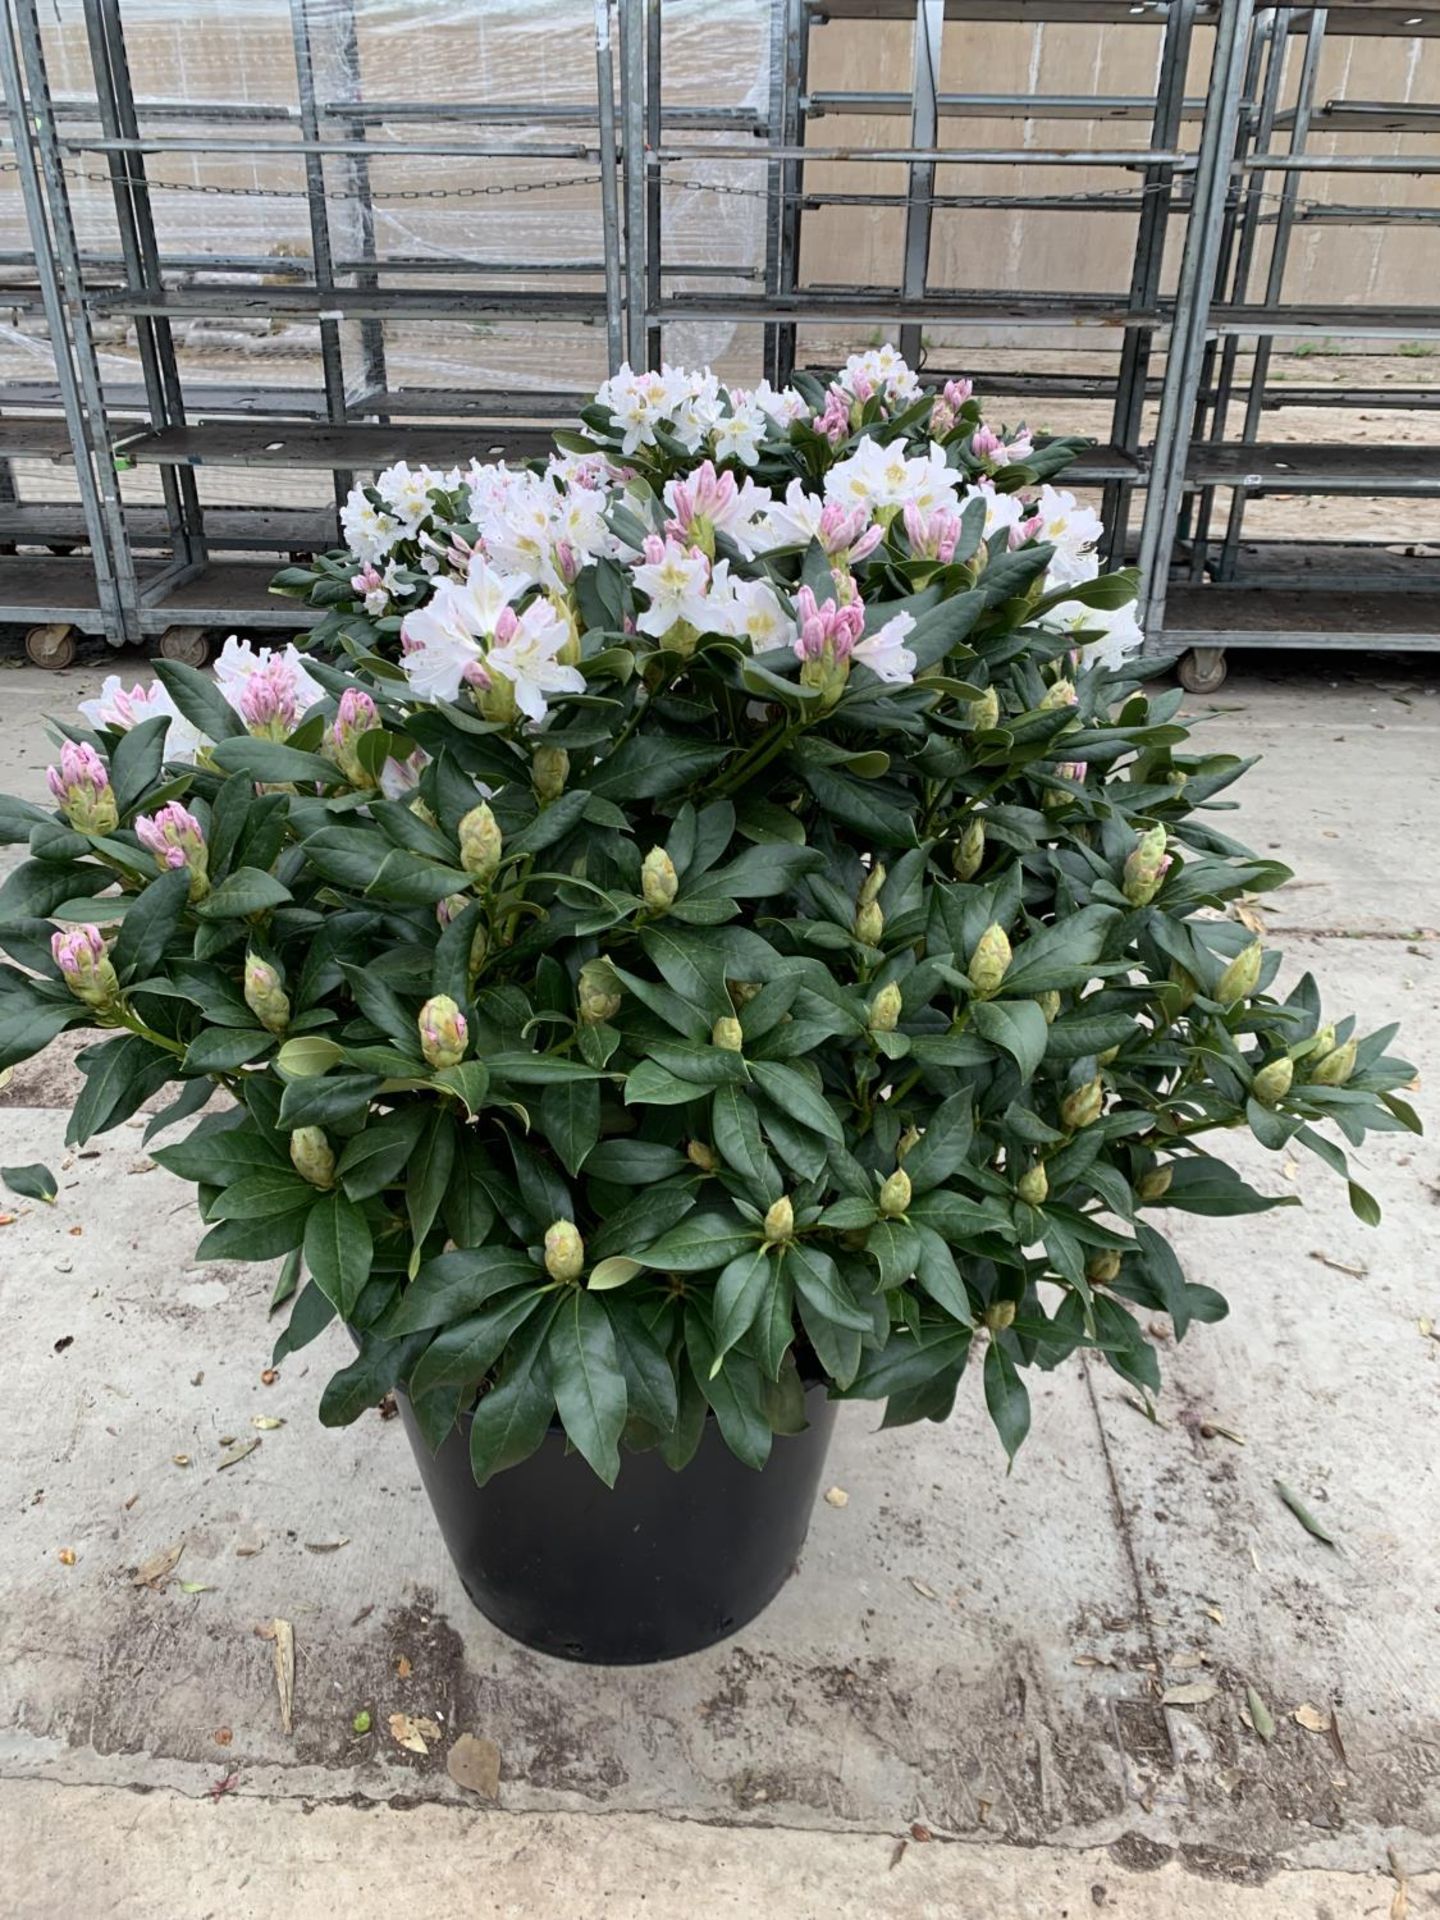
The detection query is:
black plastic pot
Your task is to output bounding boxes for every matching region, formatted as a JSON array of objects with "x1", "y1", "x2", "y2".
[{"x1": 396, "y1": 1385, "x2": 838, "y2": 1664}]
